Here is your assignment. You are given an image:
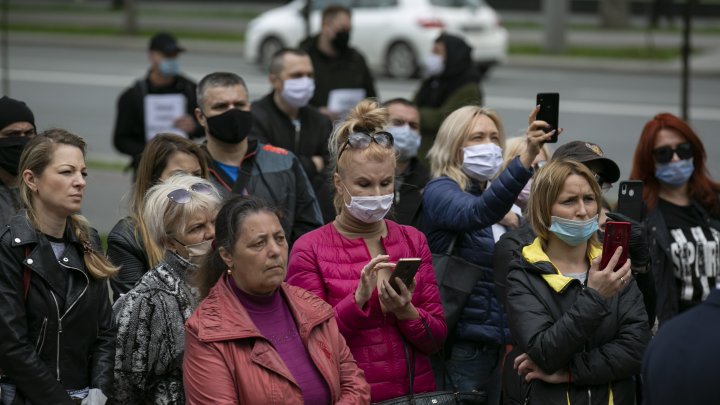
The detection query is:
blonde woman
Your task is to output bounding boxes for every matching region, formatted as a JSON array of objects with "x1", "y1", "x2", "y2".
[
  {"x1": 422, "y1": 105, "x2": 554, "y2": 404},
  {"x1": 0, "y1": 129, "x2": 117, "y2": 405}
]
